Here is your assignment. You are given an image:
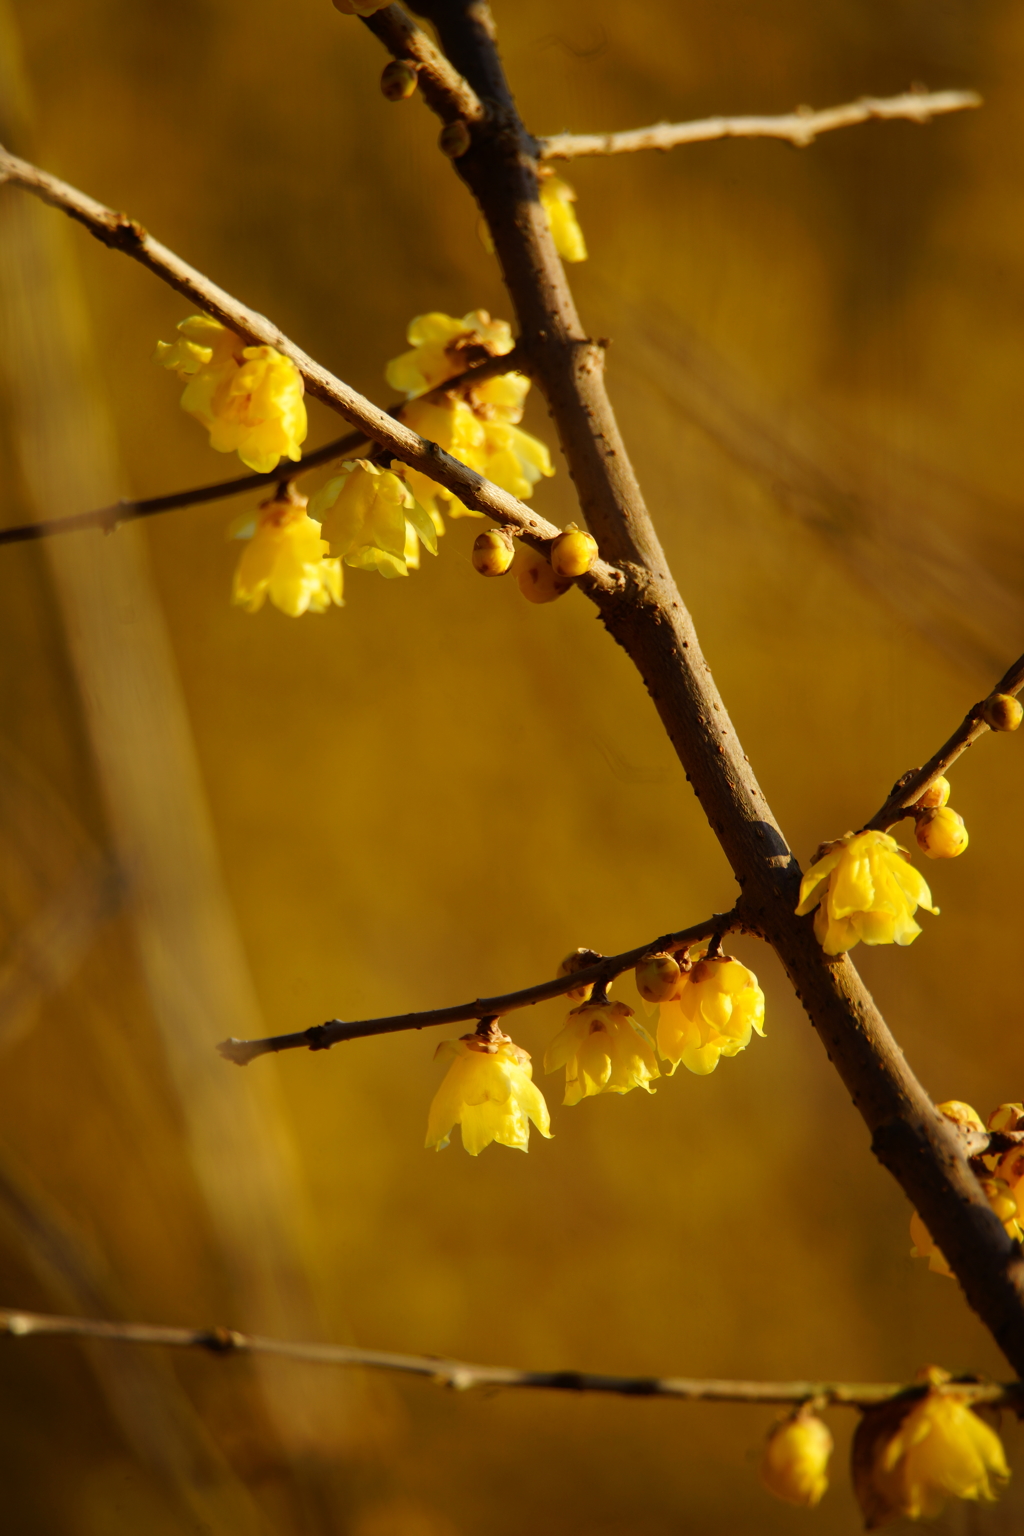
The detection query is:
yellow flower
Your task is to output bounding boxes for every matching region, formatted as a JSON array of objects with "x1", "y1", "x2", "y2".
[
  {"x1": 915, "y1": 806, "x2": 969, "y2": 859},
  {"x1": 398, "y1": 398, "x2": 487, "y2": 523},
  {"x1": 853, "y1": 1376, "x2": 1010, "y2": 1527},
  {"x1": 544, "y1": 998, "x2": 658, "y2": 1105},
  {"x1": 539, "y1": 173, "x2": 588, "y2": 263},
  {"x1": 909, "y1": 1101, "x2": 1021, "y2": 1278},
  {"x1": 386, "y1": 310, "x2": 515, "y2": 400},
  {"x1": 230, "y1": 493, "x2": 342, "y2": 617},
  {"x1": 760, "y1": 1412, "x2": 833, "y2": 1508},
  {"x1": 309, "y1": 459, "x2": 437, "y2": 579},
  {"x1": 480, "y1": 420, "x2": 555, "y2": 501},
  {"x1": 155, "y1": 316, "x2": 307, "y2": 473},
  {"x1": 426, "y1": 1031, "x2": 552, "y2": 1155},
  {"x1": 656, "y1": 949, "x2": 765, "y2": 1076},
  {"x1": 796, "y1": 829, "x2": 937, "y2": 956}
]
